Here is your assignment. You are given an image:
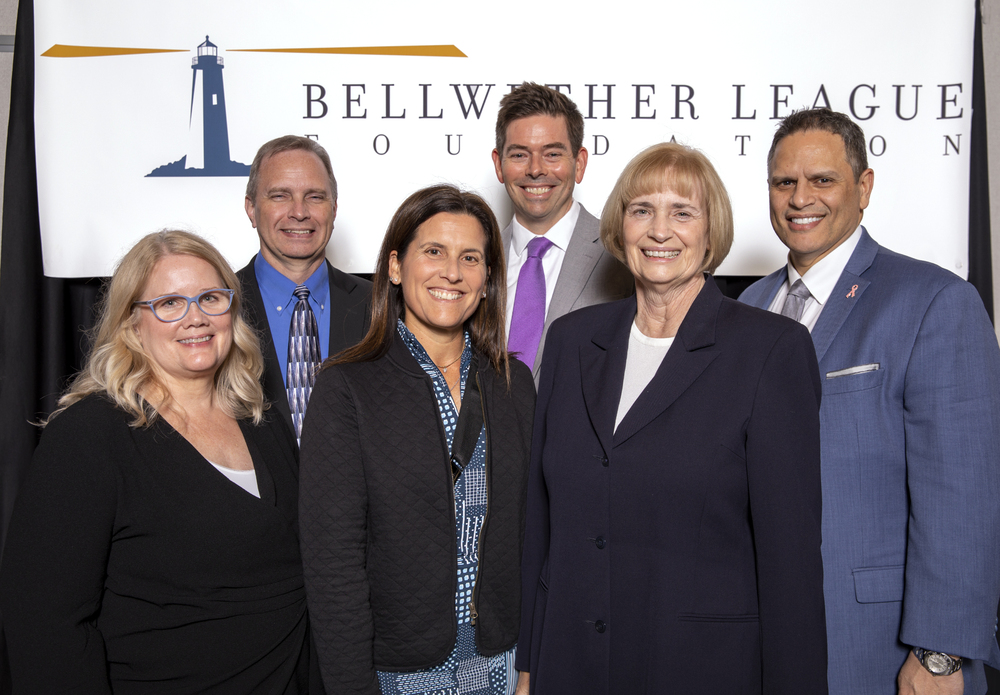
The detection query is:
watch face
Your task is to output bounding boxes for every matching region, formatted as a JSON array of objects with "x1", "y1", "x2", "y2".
[{"x1": 925, "y1": 652, "x2": 953, "y2": 674}]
